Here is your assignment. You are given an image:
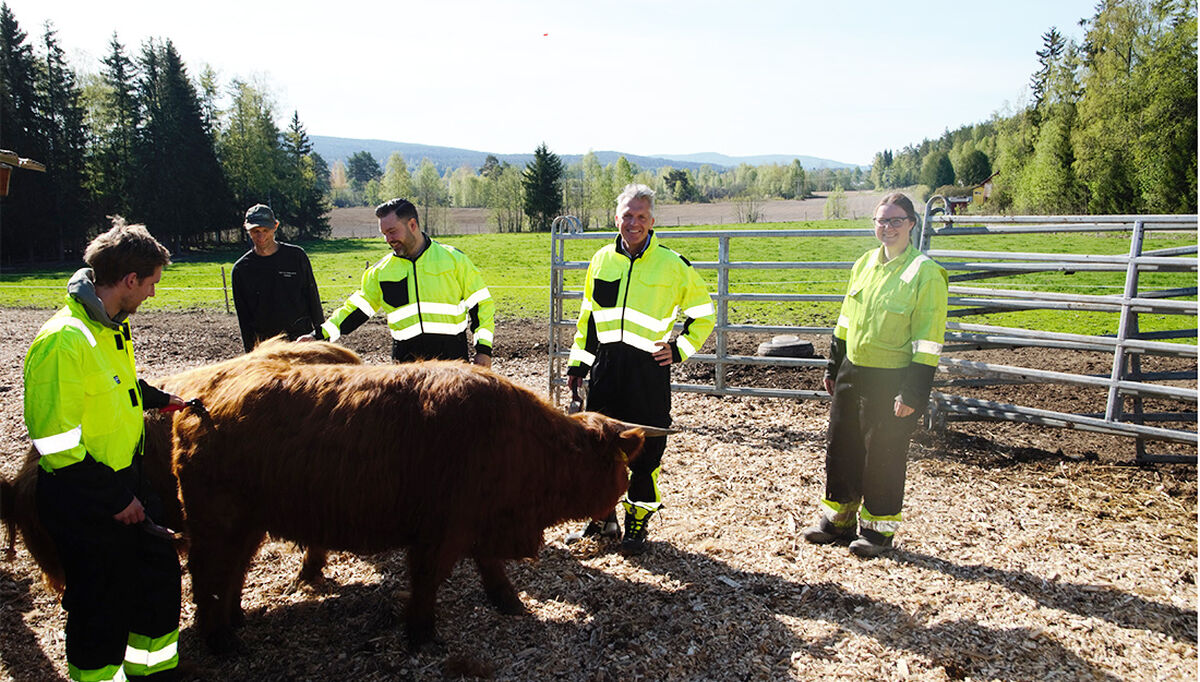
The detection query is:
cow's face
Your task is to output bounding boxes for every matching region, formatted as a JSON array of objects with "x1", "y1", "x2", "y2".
[{"x1": 572, "y1": 412, "x2": 645, "y2": 468}]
